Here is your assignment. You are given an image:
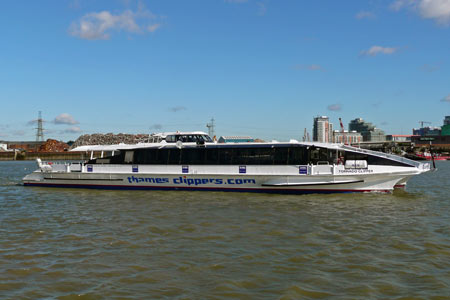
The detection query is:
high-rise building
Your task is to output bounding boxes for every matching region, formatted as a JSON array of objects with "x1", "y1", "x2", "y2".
[
  {"x1": 349, "y1": 118, "x2": 385, "y2": 142},
  {"x1": 444, "y1": 116, "x2": 450, "y2": 126},
  {"x1": 313, "y1": 116, "x2": 333, "y2": 143},
  {"x1": 441, "y1": 116, "x2": 450, "y2": 136}
]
